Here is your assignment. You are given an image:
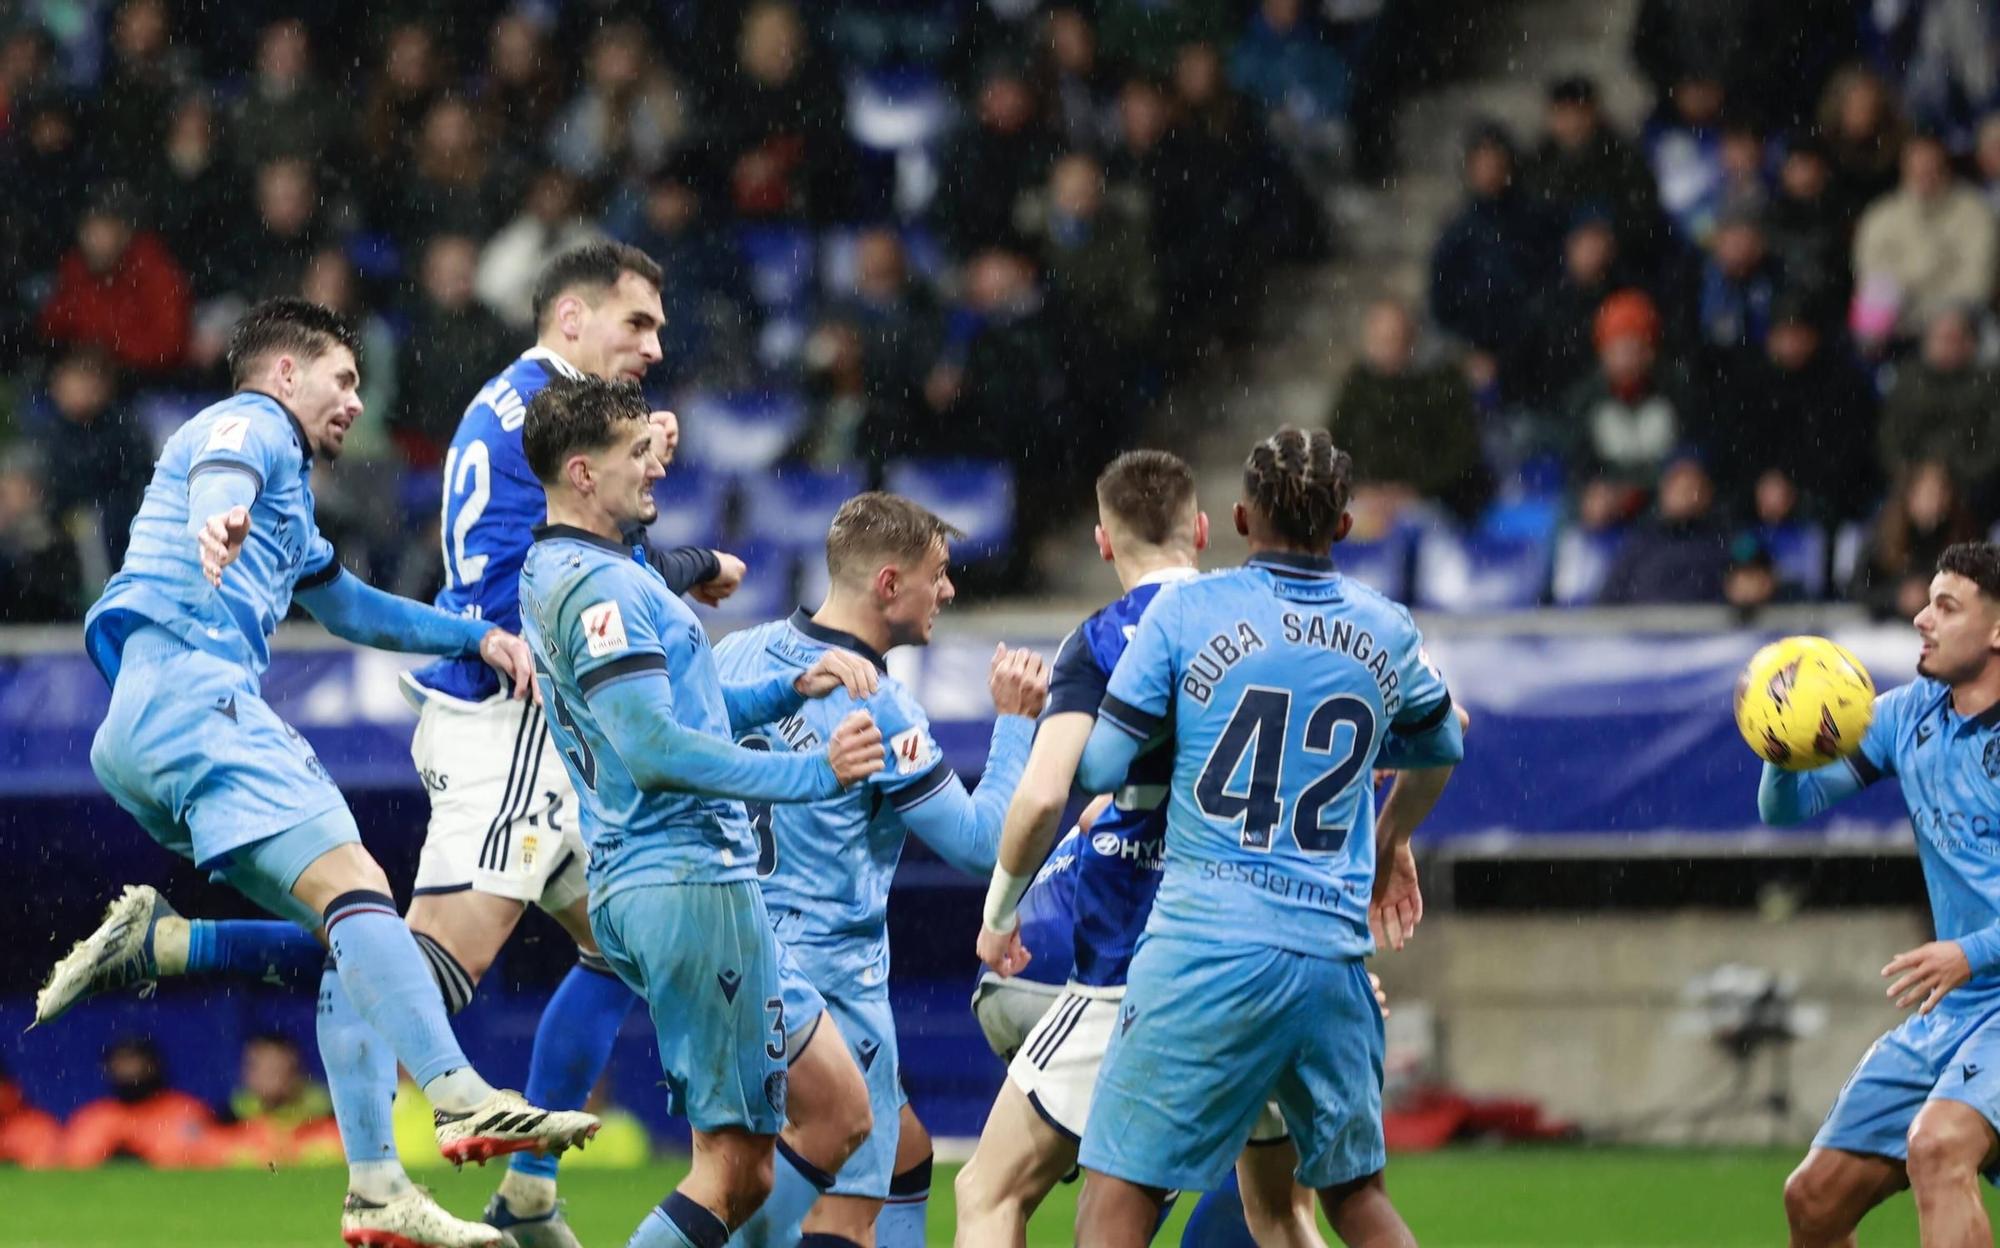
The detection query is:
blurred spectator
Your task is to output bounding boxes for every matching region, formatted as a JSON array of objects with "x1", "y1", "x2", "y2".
[
  {"x1": 476, "y1": 169, "x2": 600, "y2": 331},
  {"x1": 935, "y1": 59, "x2": 1058, "y2": 257},
  {"x1": 1035, "y1": 6, "x2": 1120, "y2": 154},
  {"x1": 1522, "y1": 76, "x2": 1668, "y2": 279},
  {"x1": 711, "y1": 2, "x2": 851, "y2": 222},
  {"x1": 1764, "y1": 137, "x2": 1853, "y2": 312},
  {"x1": 1877, "y1": 307, "x2": 2000, "y2": 513},
  {"x1": 1598, "y1": 455, "x2": 1731, "y2": 605},
  {"x1": 603, "y1": 160, "x2": 754, "y2": 388},
  {"x1": 1852, "y1": 132, "x2": 1996, "y2": 344},
  {"x1": 34, "y1": 346, "x2": 151, "y2": 572},
  {"x1": 231, "y1": 17, "x2": 344, "y2": 174},
  {"x1": 1667, "y1": 205, "x2": 1780, "y2": 375},
  {"x1": 1902, "y1": 0, "x2": 2000, "y2": 147},
  {"x1": 1096, "y1": 0, "x2": 1233, "y2": 77},
  {"x1": 1817, "y1": 67, "x2": 1908, "y2": 218},
  {"x1": 60, "y1": 1038, "x2": 213, "y2": 1168},
  {"x1": 1562, "y1": 290, "x2": 1698, "y2": 518},
  {"x1": 1328, "y1": 300, "x2": 1489, "y2": 524},
  {"x1": 819, "y1": 228, "x2": 943, "y2": 442},
  {"x1": 389, "y1": 95, "x2": 511, "y2": 246},
  {"x1": 1977, "y1": 112, "x2": 2000, "y2": 216},
  {"x1": 1511, "y1": 214, "x2": 1621, "y2": 408},
  {"x1": 0, "y1": 1057, "x2": 60, "y2": 1169},
  {"x1": 228, "y1": 1033, "x2": 333, "y2": 1135},
  {"x1": 478, "y1": 13, "x2": 565, "y2": 164},
  {"x1": 0, "y1": 448, "x2": 82, "y2": 623},
  {"x1": 92, "y1": 0, "x2": 193, "y2": 175},
  {"x1": 1642, "y1": 74, "x2": 1724, "y2": 242},
  {"x1": 796, "y1": 321, "x2": 885, "y2": 471},
  {"x1": 547, "y1": 20, "x2": 686, "y2": 187},
  {"x1": 358, "y1": 23, "x2": 445, "y2": 178},
  {"x1": 38, "y1": 183, "x2": 190, "y2": 374},
  {"x1": 1709, "y1": 297, "x2": 1878, "y2": 527},
  {"x1": 4, "y1": 93, "x2": 93, "y2": 295},
  {"x1": 1229, "y1": 0, "x2": 1350, "y2": 167},
  {"x1": 1722, "y1": 532, "x2": 1803, "y2": 613},
  {"x1": 1431, "y1": 122, "x2": 1561, "y2": 384},
  {"x1": 392, "y1": 235, "x2": 513, "y2": 466},
  {"x1": 0, "y1": 25, "x2": 57, "y2": 120},
  {"x1": 1030, "y1": 152, "x2": 1160, "y2": 376},
  {"x1": 1176, "y1": 40, "x2": 1328, "y2": 266},
  {"x1": 1852, "y1": 460, "x2": 1983, "y2": 619},
  {"x1": 141, "y1": 92, "x2": 239, "y2": 300},
  {"x1": 218, "y1": 157, "x2": 324, "y2": 303}
]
